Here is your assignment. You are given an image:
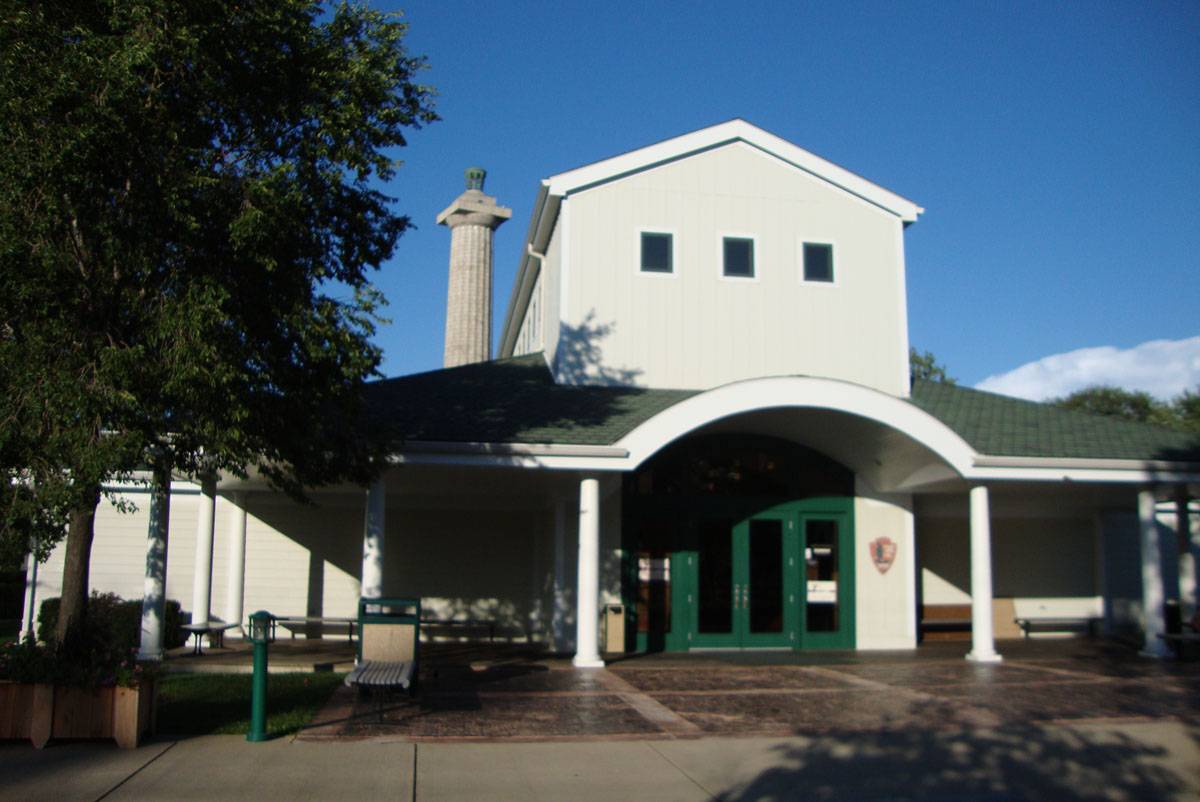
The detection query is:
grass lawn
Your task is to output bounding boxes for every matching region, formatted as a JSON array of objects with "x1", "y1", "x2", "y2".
[{"x1": 158, "y1": 672, "x2": 345, "y2": 738}]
